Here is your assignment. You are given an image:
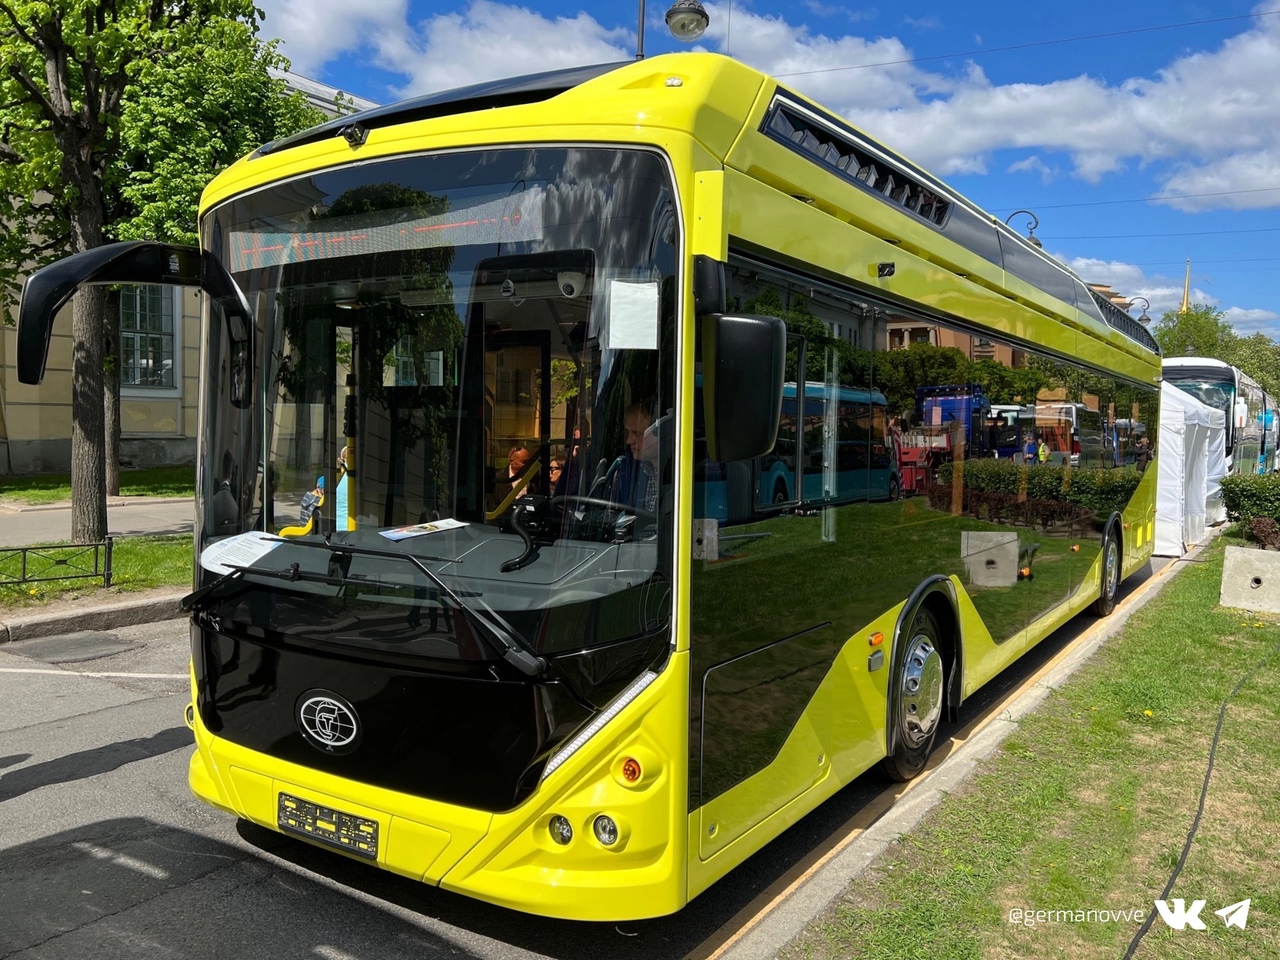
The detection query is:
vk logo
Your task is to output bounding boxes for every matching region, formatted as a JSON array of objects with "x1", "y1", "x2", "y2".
[{"x1": 1154, "y1": 899, "x2": 1207, "y2": 931}]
